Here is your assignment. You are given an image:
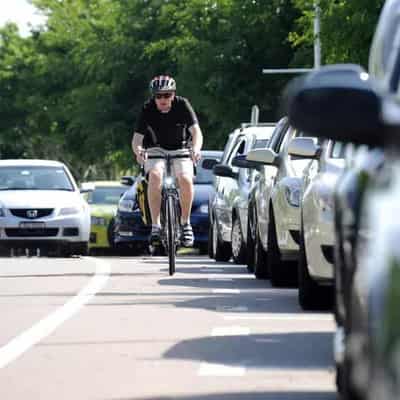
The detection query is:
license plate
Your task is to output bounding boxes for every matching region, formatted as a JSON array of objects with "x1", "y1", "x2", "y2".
[{"x1": 19, "y1": 222, "x2": 45, "y2": 229}]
